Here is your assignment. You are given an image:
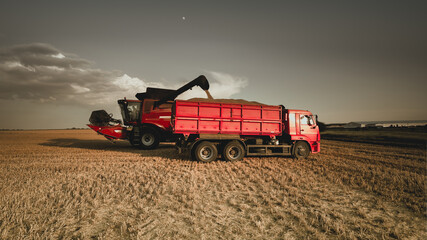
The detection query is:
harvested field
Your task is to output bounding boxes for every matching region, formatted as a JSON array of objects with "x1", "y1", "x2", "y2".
[
  {"x1": 0, "y1": 130, "x2": 426, "y2": 239},
  {"x1": 321, "y1": 128, "x2": 427, "y2": 149}
]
